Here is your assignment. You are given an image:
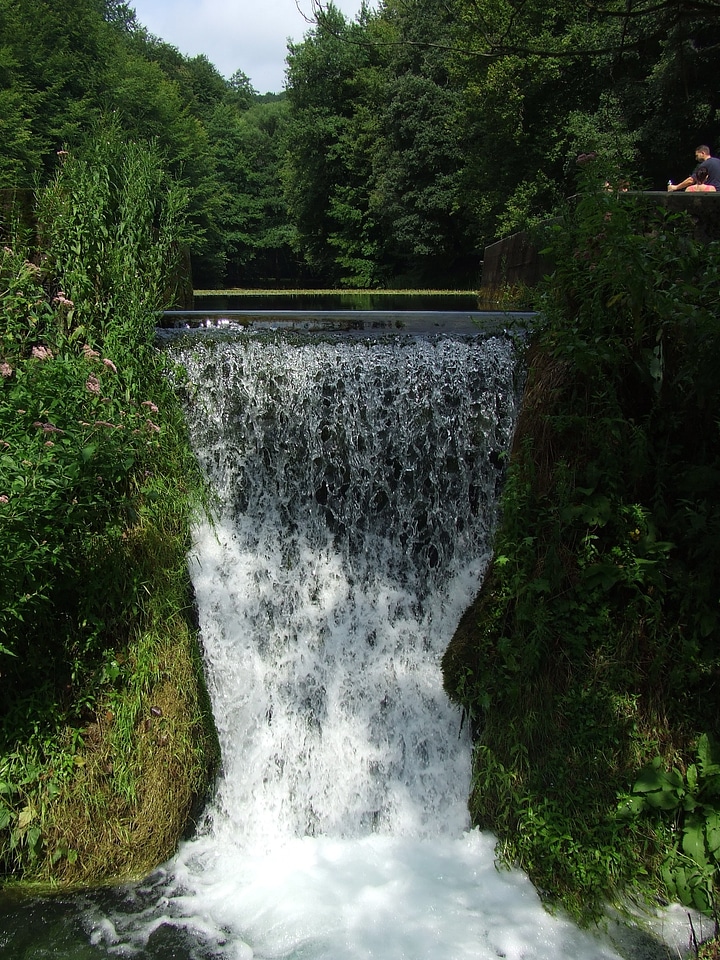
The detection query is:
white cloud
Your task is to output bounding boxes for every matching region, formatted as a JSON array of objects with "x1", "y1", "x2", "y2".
[{"x1": 129, "y1": 0, "x2": 368, "y2": 94}]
